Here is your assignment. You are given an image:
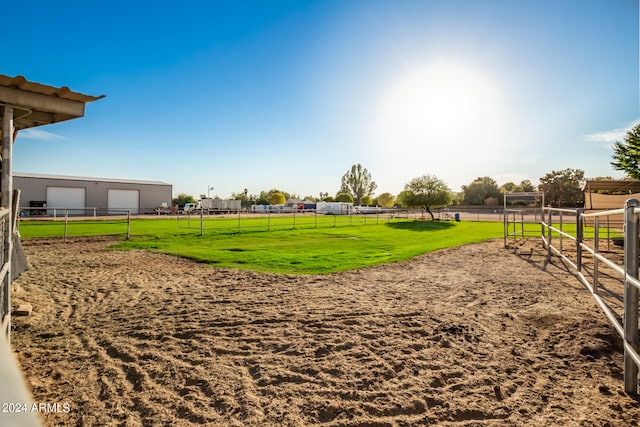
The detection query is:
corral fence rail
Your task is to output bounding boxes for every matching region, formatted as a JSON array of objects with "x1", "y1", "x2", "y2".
[
  {"x1": 20, "y1": 207, "x2": 131, "y2": 242},
  {"x1": 539, "y1": 200, "x2": 640, "y2": 395},
  {"x1": 176, "y1": 208, "x2": 416, "y2": 235}
]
